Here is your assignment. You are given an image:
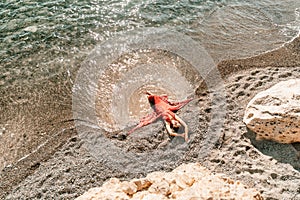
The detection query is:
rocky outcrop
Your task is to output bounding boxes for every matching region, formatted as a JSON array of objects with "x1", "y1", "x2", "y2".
[
  {"x1": 75, "y1": 163, "x2": 263, "y2": 200},
  {"x1": 243, "y1": 79, "x2": 300, "y2": 143}
]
